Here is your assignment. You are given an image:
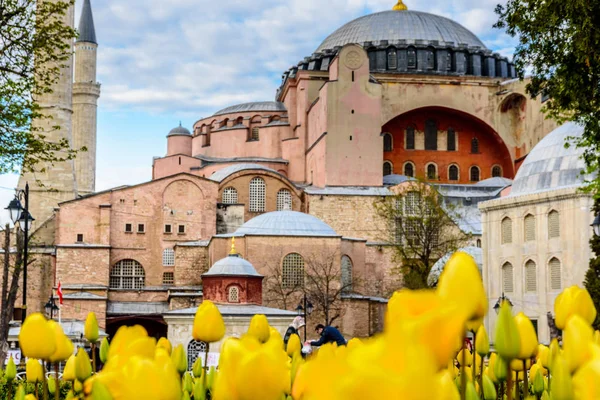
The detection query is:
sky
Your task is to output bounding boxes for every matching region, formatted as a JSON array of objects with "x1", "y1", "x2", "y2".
[{"x1": 0, "y1": 0, "x2": 516, "y2": 224}]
